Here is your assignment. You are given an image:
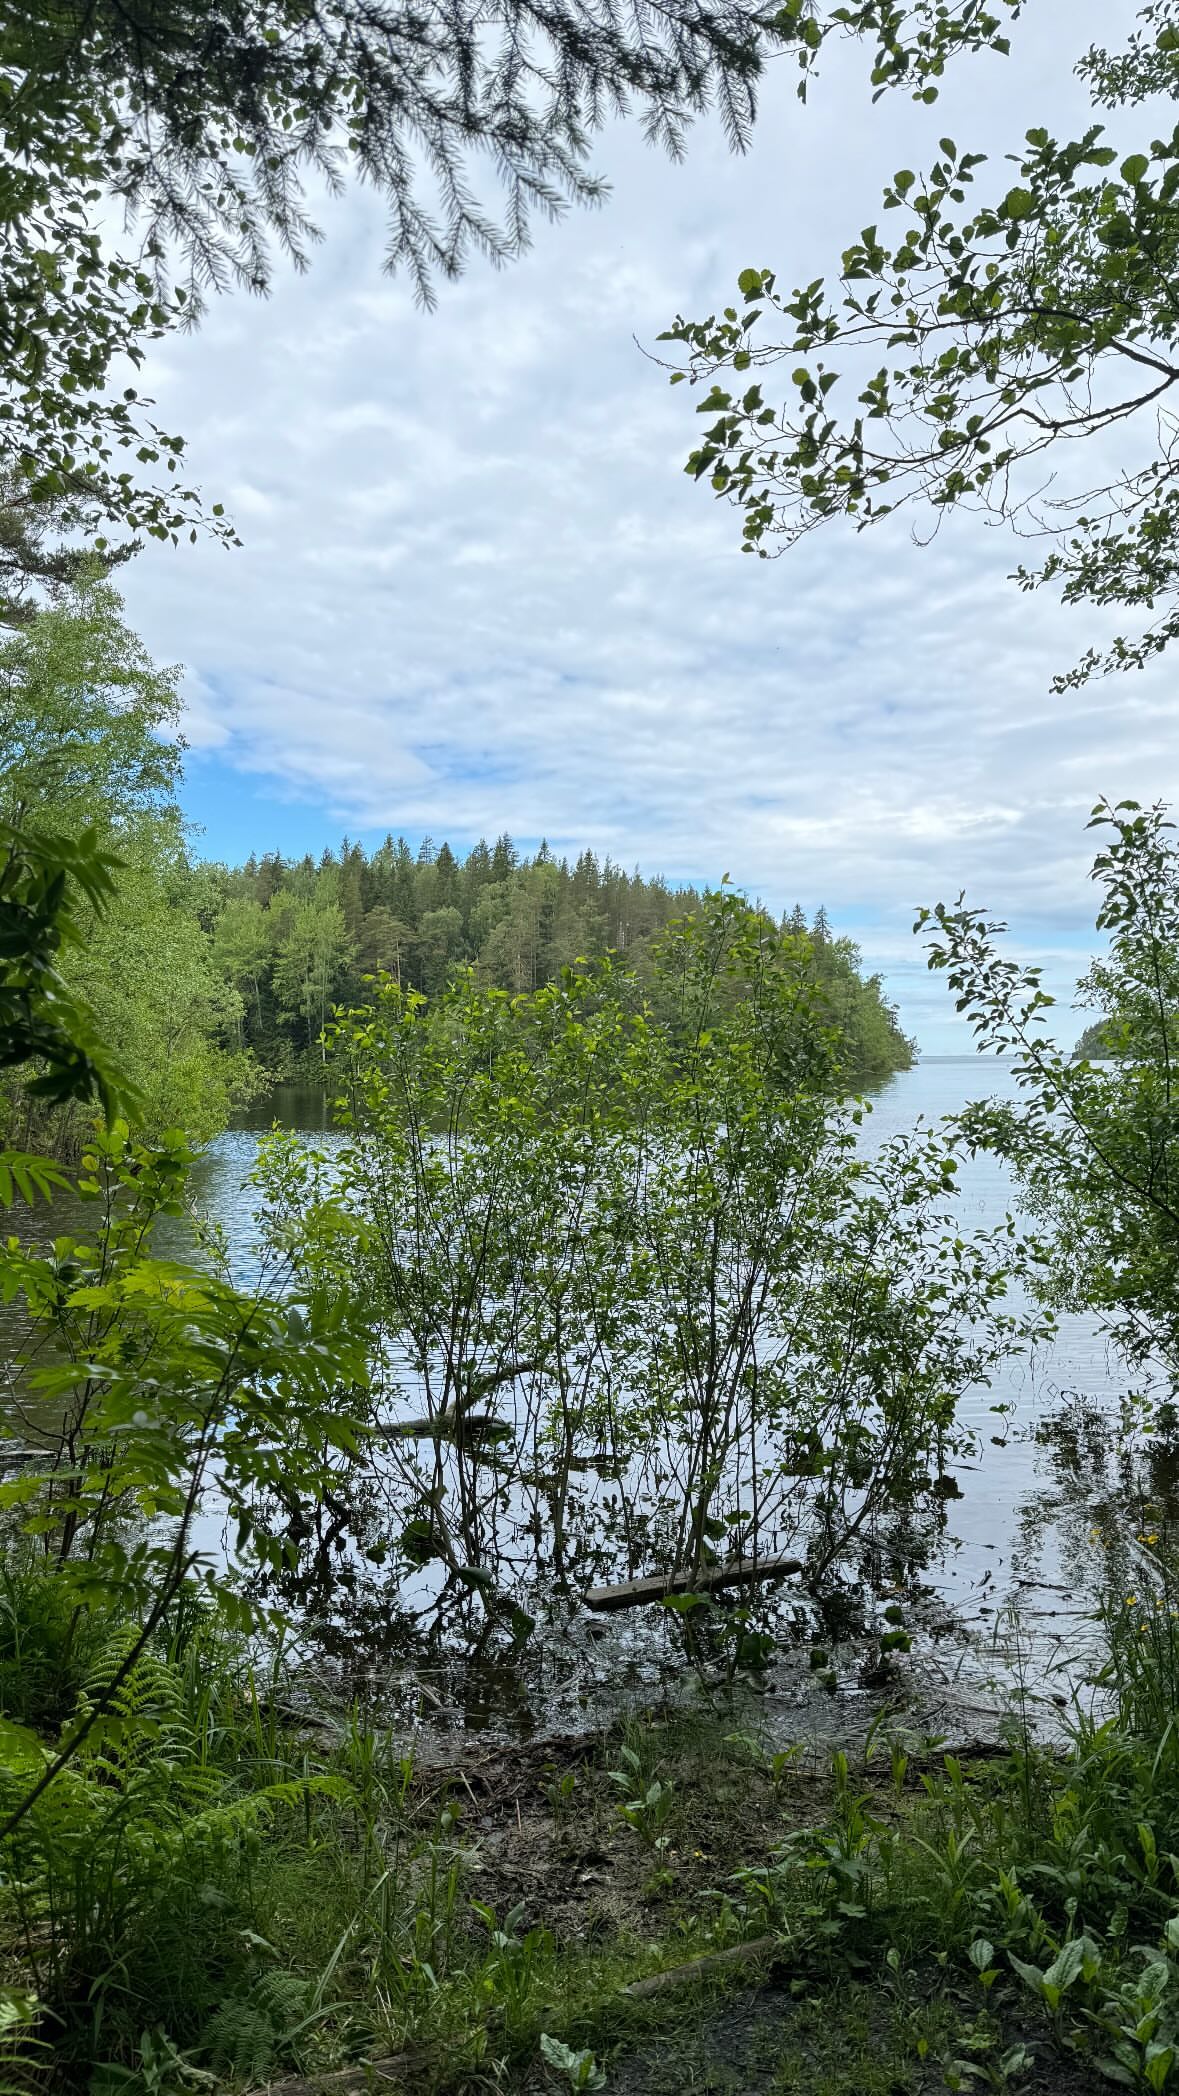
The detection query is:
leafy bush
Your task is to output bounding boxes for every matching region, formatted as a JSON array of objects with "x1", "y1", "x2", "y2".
[{"x1": 257, "y1": 889, "x2": 1036, "y2": 1644}]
